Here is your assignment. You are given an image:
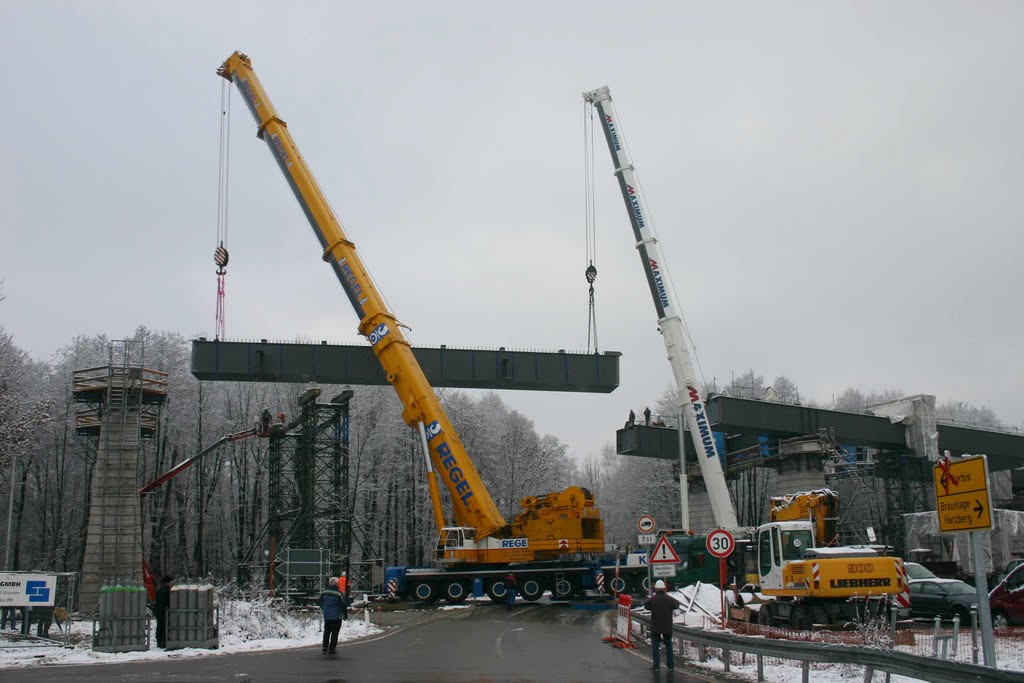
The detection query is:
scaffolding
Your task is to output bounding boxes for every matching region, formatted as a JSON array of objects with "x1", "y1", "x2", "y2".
[
  {"x1": 237, "y1": 388, "x2": 351, "y2": 603},
  {"x1": 74, "y1": 340, "x2": 167, "y2": 614},
  {"x1": 825, "y1": 450, "x2": 883, "y2": 546}
]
